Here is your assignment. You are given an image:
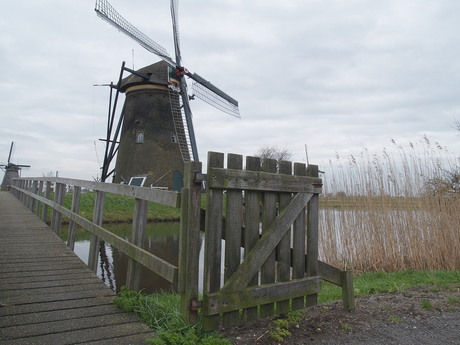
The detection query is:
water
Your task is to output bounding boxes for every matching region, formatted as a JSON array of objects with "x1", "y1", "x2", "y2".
[{"x1": 72, "y1": 221, "x2": 187, "y2": 293}]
